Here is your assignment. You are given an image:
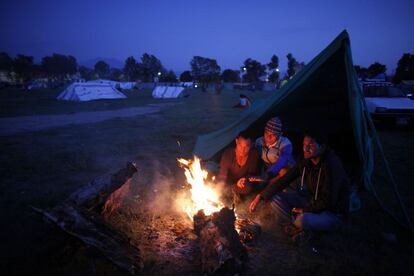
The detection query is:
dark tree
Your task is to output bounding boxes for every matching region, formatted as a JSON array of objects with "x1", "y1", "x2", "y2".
[
  {"x1": 0, "y1": 52, "x2": 13, "y2": 71},
  {"x1": 267, "y1": 55, "x2": 279, "y2": 83},
  {"x1": 160, "y1": 70, "x2": 178, "y2": 82},
  {"x1": 13, "y1": 54, "x2": 34, "y2": 82},
  {"x1": 286, "y1": 53, "x2": 298, "y2": 78},
  {"x1": 393, "y1": 53, "x2": 414, "y2": 84},
  {"x1": 67, "y1": 55, "x2": 78, "y2": 75},
  {"x1": 179, "y1": 70, "x2": 193, "y2": 82},
  {"x1": 94, "y1": 60, "x2": 110, "y2": 78},
  {"x1": 367, "y1": 62, "x2": 386, "y2": 78},
  {"x1": 139, "y1": 53, "x2": 164, "y2": 82},
  {"x1": 242, "y1": 58, "x2": 266, "y2": 83},
  {"x1": 296, "y1": 62, "x2": 306, "y2": 72},
  {"x1": 221, "y1": 69, "x2": 240, "y2": 82},
  {"x1": 123, "y1": 56, "x2": 139, "y2": 81},
  {"x1": 109, "y1": 68, "x2": 123, "y2": 81},
  {"x1": 354, "y1": 65, "x2": 369, "y2": 79},
  {"x1": 31, "y1": 64, "x2": 44, "y2": 79},
  {"x1": 190, "y1": 56, "x2": 221, "y2": 84},
  {"x1": 79, "y1": 66, "x2": 93, "y2": 80},
  {"x1": 41, "y1": 53, "x2": 78, "y2": 79}
]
